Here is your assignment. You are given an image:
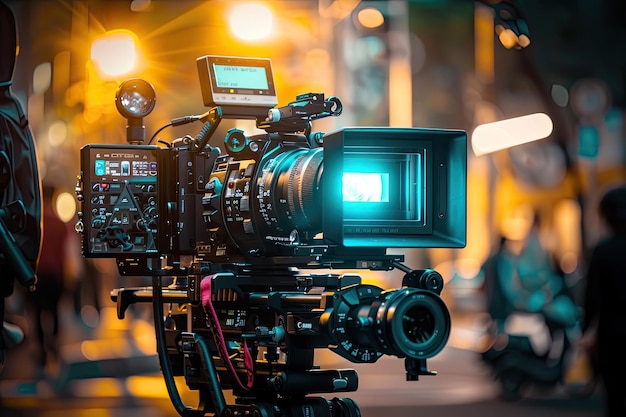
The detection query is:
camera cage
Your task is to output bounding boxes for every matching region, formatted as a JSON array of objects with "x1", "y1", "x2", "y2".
[{"x1": 75, "y1": 55, "x2": 466, "y2": 417}]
